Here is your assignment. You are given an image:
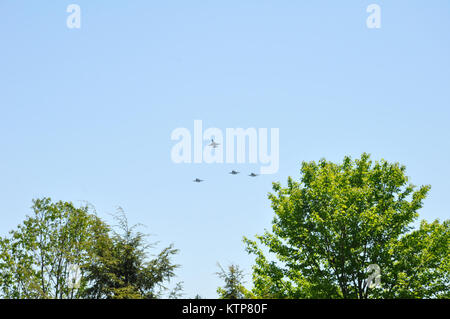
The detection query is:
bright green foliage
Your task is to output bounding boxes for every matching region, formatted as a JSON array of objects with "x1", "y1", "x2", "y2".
[
  {"x1": 0, "y1": 200, "x2": 181, "y2": 299},
  {"x1": 216, "y1": 263, "x2": 253, "y2": 299},
  {"x1": 244, "y1": 154, "x2": 449, "y2": 298},
  {"x1": 0, "y1": 198, "x2": 107, "y2": 298},
  {"x1": 82, "y1": 211, "x2": 180, "y2": 299},
  {"x1": 381, "y1": 219, "x2": 449, "y2": 298}
]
